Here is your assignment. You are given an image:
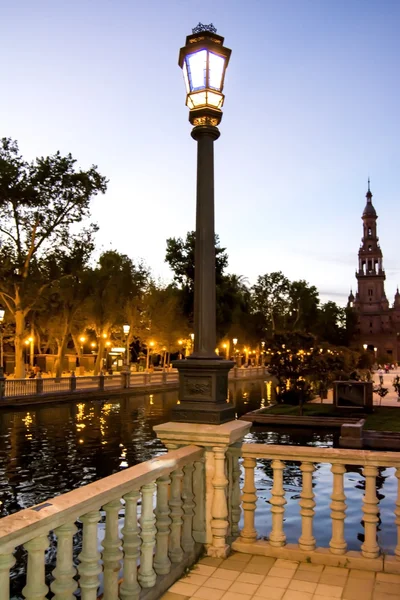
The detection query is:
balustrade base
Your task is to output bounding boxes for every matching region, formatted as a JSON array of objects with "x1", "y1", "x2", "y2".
[
  {"x1": 231, "y1": 539, "x2": 384, "y2": 572},
  {"x1": 206, "y1": 543, "x2": 230, "y2": 558},
  {"x1": 137, "y1": 543, "x2": 203, "y2": 600}
]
